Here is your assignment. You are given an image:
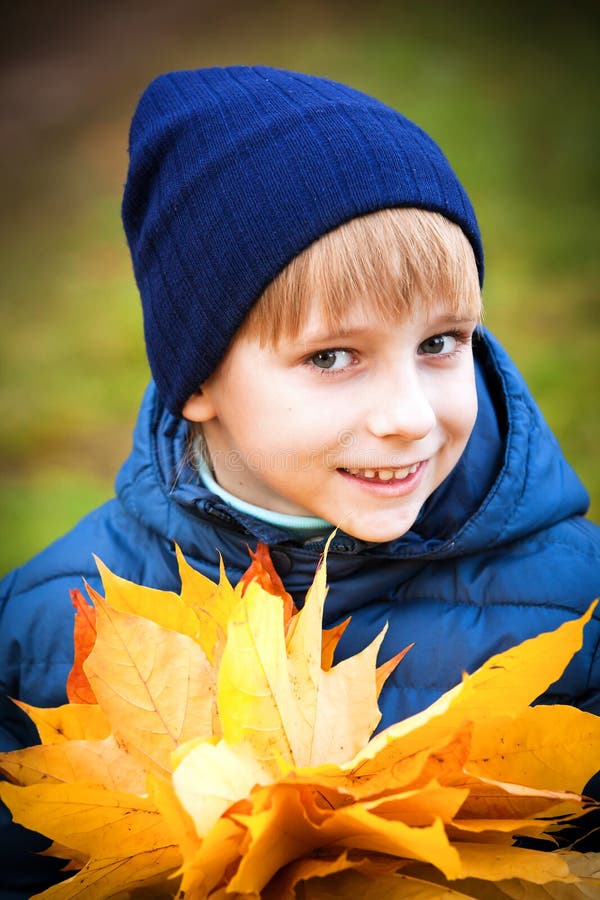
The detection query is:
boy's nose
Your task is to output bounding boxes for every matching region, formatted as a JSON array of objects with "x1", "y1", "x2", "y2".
[{"x1": 365, "y1": 369, "x2": 436, "y2": 441}]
